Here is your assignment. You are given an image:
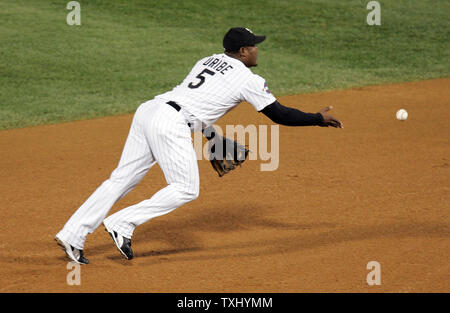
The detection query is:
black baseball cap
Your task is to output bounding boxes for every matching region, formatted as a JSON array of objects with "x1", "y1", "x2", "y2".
[{"x1": 223, "y1": 27, "x2": 266, "y2": 52}]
